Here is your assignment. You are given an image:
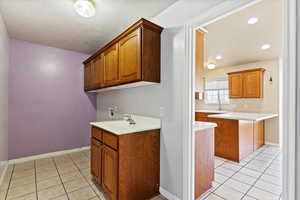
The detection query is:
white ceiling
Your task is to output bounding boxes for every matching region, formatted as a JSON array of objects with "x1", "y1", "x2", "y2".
[
  {"x1": 0, "y1": 0, "x2": 178, "y2": 54},
  {"x1": 203, "y1": 0, "x2": 282, "y2": 68}
]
